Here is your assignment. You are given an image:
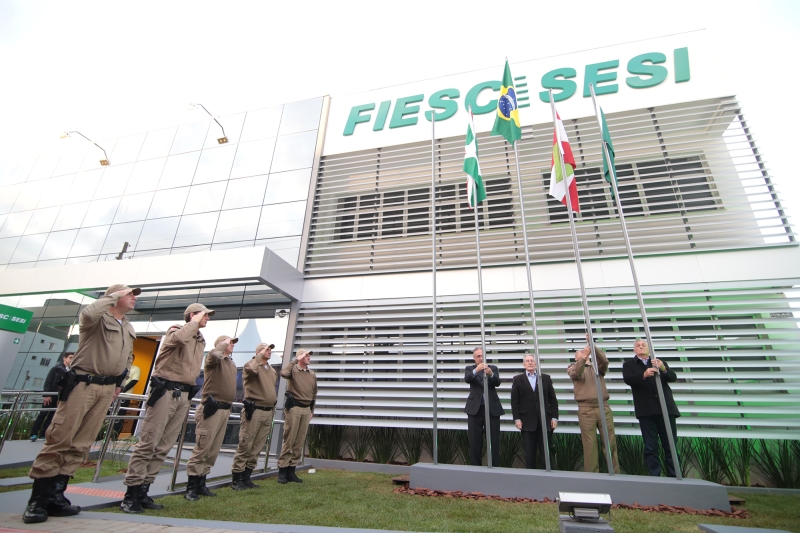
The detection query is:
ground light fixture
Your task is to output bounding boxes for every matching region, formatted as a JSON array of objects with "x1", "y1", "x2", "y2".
[
  {"x1": 189, "y1": 103, "x2": 228, "y2": 144},
  {"x1": 60, "y1": 131, "x2": 110, "y2": 166},
  {"x1": 557, "y1": 492, "x2": 613, "y2": 532}
]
